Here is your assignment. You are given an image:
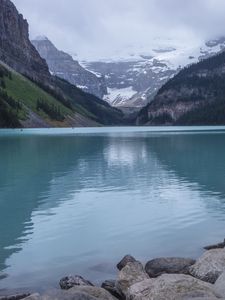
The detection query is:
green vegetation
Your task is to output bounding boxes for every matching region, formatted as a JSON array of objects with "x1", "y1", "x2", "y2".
[
  {"x1": 0, "y1": 63, "x2": 75, "y2": 127},
  {"x1": 176, "y1": 99, "x2": 225, "y2": 125},
  {"x1": 139, "y1": 50, "x2": 225, "y2": 125},
  {"x1": 0, "y1": 61, "x2": 124, "y2": 128}
]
